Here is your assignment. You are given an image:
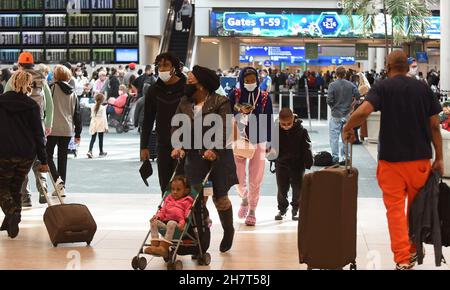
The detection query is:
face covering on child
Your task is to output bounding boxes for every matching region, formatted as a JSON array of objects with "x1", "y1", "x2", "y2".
[{"x1": 244, "y1": 83, "x2": 258, "y2": 92}]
